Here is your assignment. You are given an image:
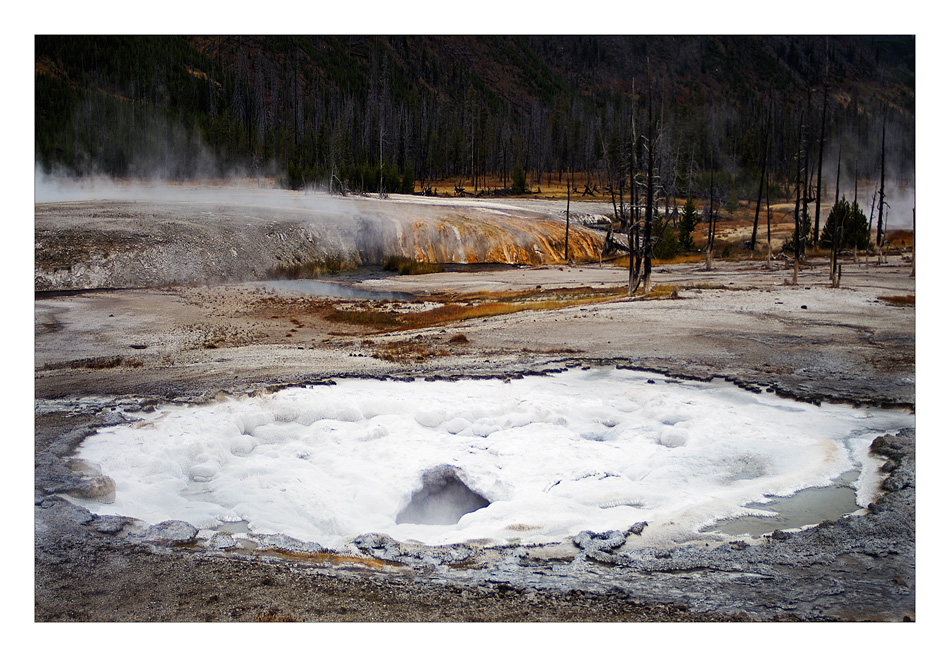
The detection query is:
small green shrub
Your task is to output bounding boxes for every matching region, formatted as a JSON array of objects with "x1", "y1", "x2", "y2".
[{"x1": 511, "y1": 163, "x2": 527, "y2": 195}]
